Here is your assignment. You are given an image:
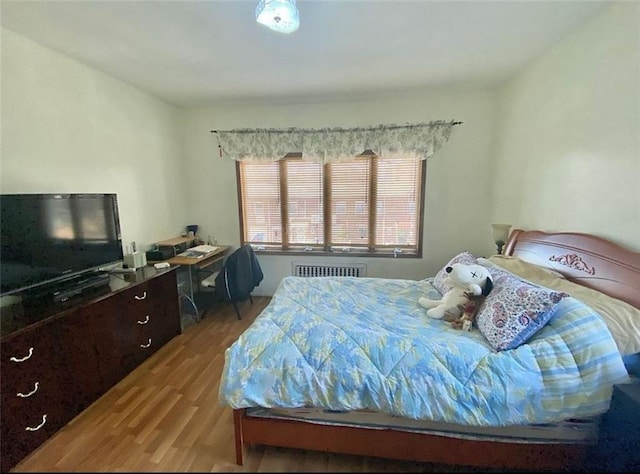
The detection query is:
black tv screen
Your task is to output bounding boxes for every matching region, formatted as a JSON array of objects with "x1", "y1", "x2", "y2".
[{"x1": 1, "y1": 193, "x2": 123, "y2": 296}]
